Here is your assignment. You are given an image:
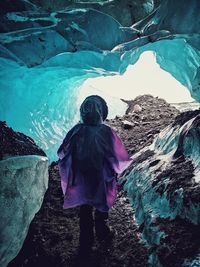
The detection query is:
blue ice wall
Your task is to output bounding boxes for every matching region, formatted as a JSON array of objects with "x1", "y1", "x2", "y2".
[
  {"x1": 0, "y1": 52, "x2": 128, "y2": 160},
  {"x1": 121, "y1": 112, "x2": 200, "y2": 266},
  {"x1": 0, "y1": 0, "x2": 200, "y2": 160}
]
